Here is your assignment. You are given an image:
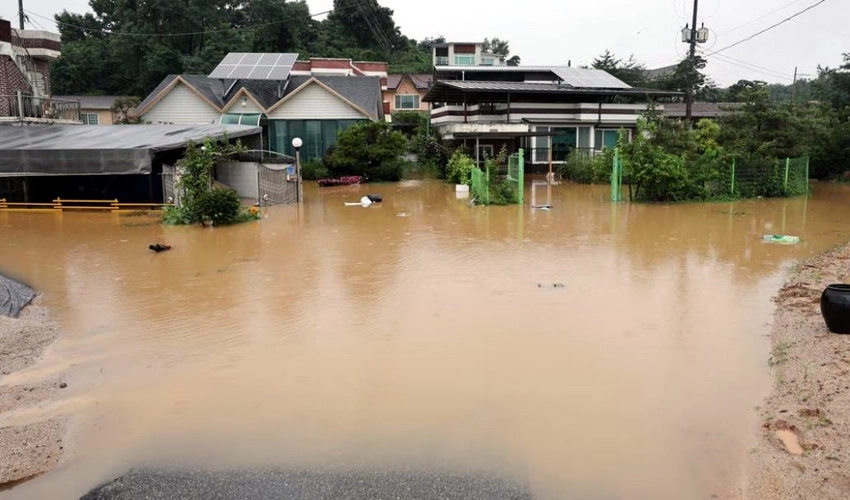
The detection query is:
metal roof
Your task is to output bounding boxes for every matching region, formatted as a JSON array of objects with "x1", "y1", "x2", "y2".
[
  {"x1": 209, "y1": 53, "x2": 299, "y2": 80},
  {"x1": 434, "y1": 66, "x2": 631, "y2": 89},
  {"x1": 0, "y1": 124, "x2": 261, "y2": 176}
]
